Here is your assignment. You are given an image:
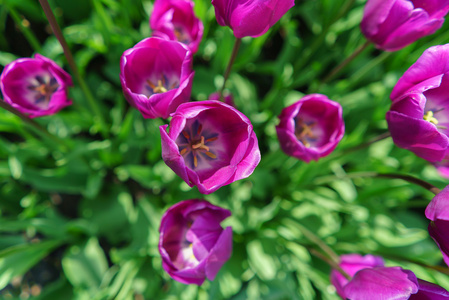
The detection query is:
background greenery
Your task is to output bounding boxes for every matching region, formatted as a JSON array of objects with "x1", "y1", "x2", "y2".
[{"x1": 1, "y1": 0, "x2": 449, "y2": 299}]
